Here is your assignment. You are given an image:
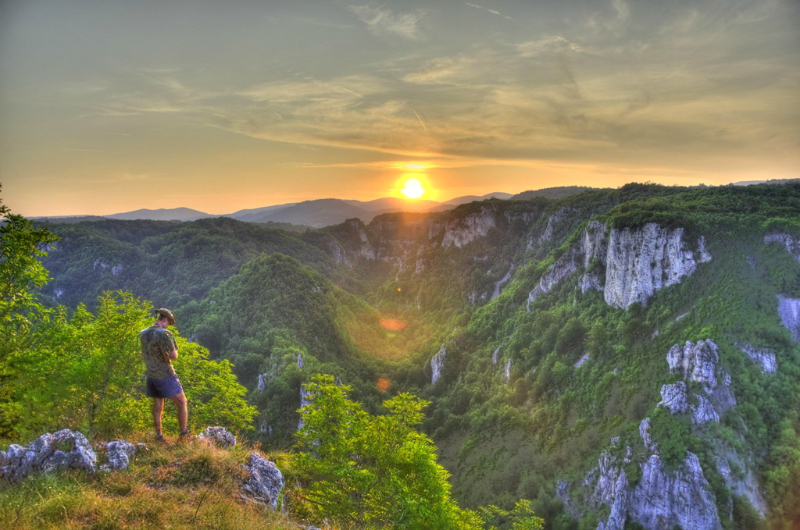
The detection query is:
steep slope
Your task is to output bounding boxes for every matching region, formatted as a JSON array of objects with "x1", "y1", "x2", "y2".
[
  {"x1": 179, "y1": 252, "x2": 433, "y2": 445},
  {"x1": 32, "y1": 183, "x2": 800, "y2": 527},
  {"x1": 39, "y1": 217, "x2": 344, "y2": 310},
  {"x1": 412, "y1": 184, "x2": 800, "y2": 528}
]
